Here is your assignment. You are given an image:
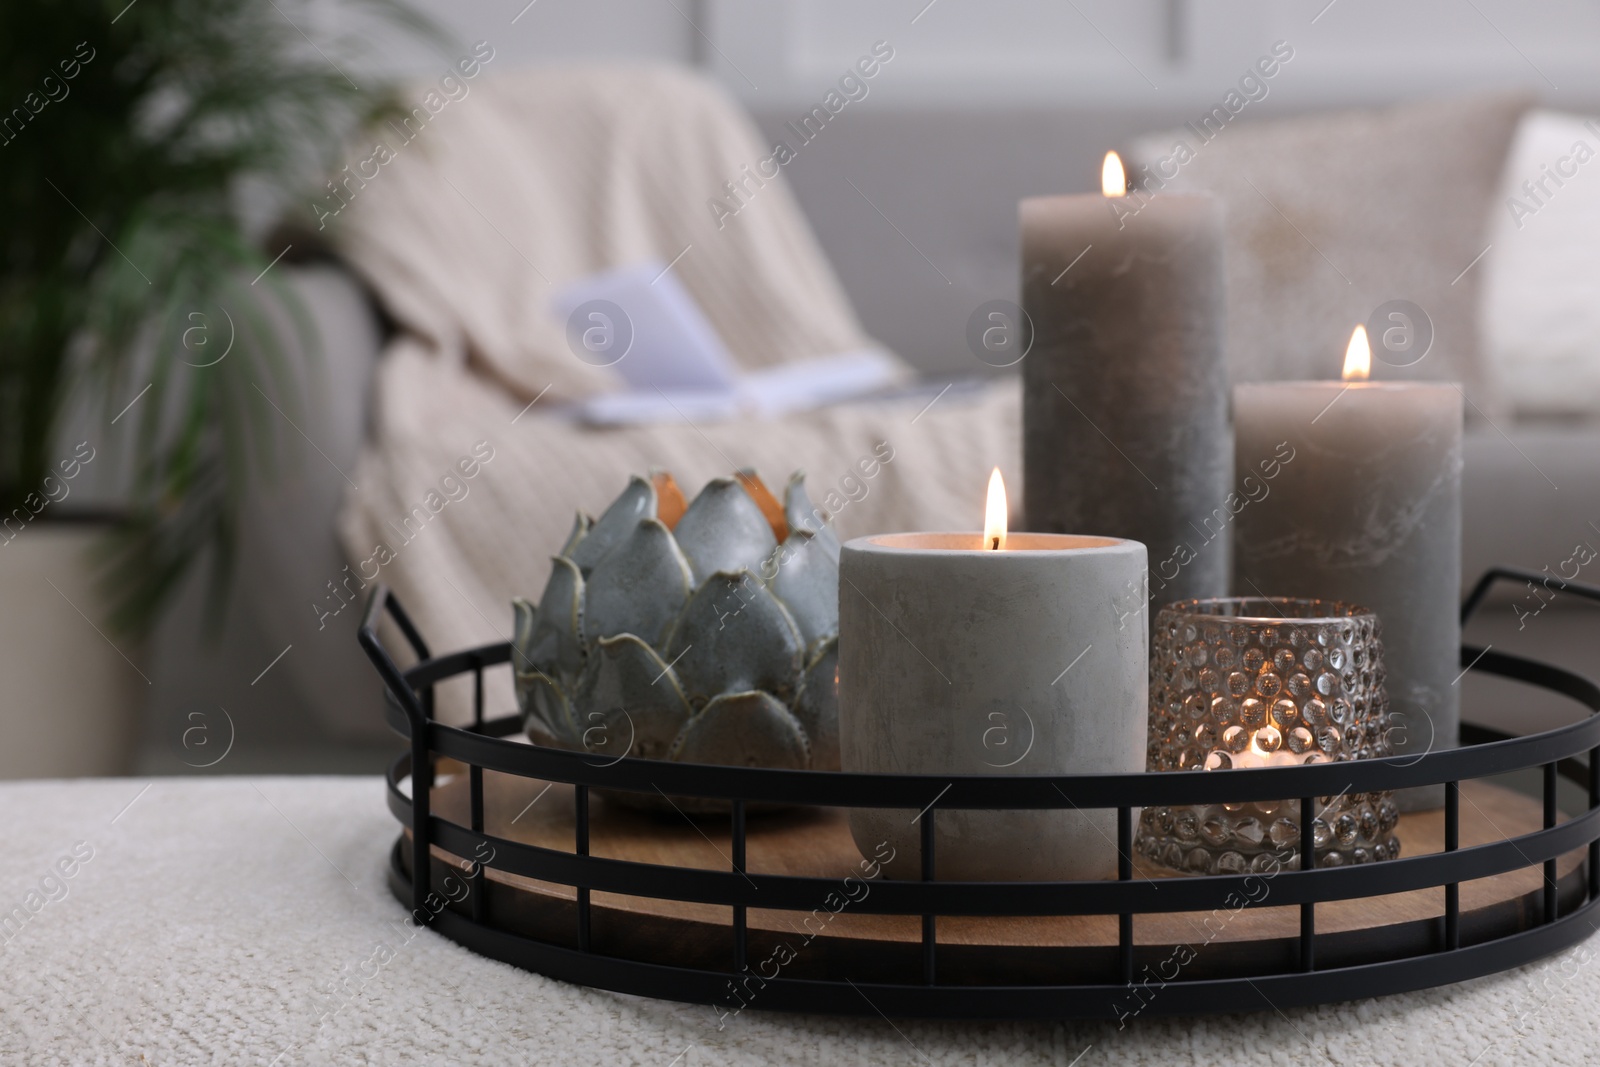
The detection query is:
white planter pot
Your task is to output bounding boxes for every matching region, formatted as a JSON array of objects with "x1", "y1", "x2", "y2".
[{"x1": 0, "y1": 522, "x2": 145, "y2": 778}]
